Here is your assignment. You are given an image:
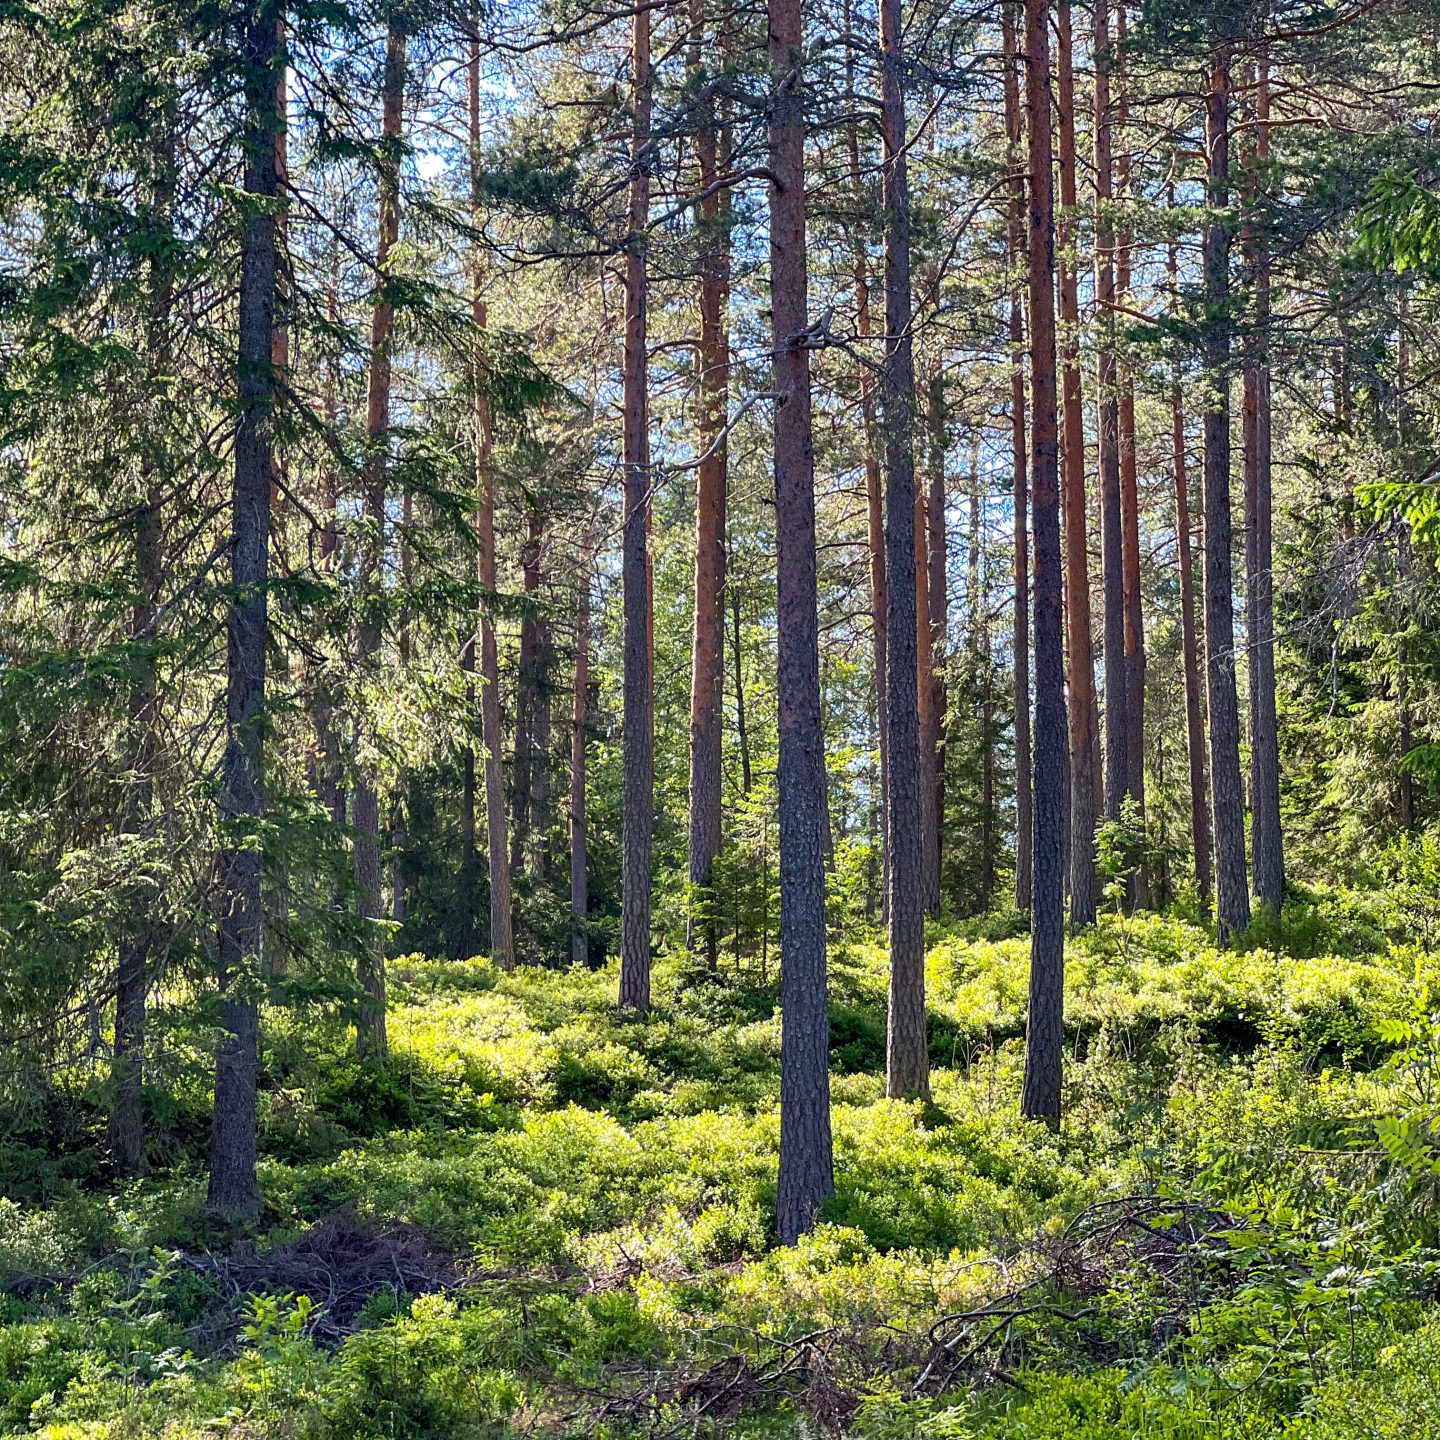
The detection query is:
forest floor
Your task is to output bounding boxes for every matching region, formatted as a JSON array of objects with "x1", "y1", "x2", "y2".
[{"x1": 5, "y1": 888, "x2": 1440, "y2": 1437}]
